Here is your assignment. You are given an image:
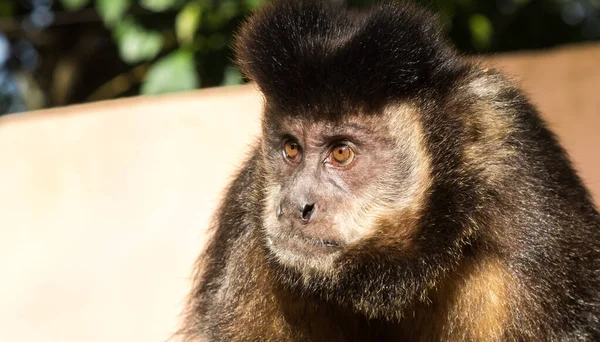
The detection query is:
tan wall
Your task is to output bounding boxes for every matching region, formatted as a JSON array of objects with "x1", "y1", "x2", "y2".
[{"x1": 0, "y1": 43, "x2": 598, "y2": 342}]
